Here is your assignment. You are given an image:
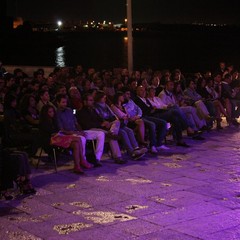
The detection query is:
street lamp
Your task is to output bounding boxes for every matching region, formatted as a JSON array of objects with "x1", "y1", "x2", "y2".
[{"x1": 126, "y1": 0, "x2": 133, "y2": 72}]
